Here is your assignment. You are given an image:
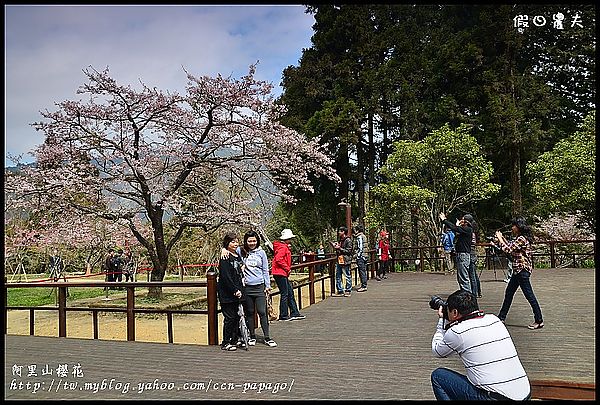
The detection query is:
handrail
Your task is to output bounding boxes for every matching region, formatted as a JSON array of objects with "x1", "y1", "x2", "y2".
[
  {"x1": 4, "y1": 279, "x2": 218, "y2": 344},
  {"x1": 4, "y1": 258, "x2": 345, "y2": 344},
  {"x1": 391, "y1": 239, "x2": 595, "y2": 272},
  {"x1": 4, "y1": 255, "x2": 383, "y2": 344}
]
